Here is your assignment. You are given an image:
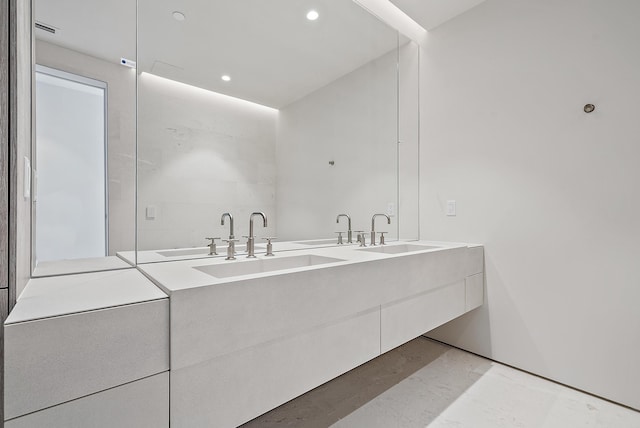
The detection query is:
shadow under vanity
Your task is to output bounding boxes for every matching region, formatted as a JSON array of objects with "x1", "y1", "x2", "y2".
[{"x1": 4, "y1": 0, "x2": 484, "y2": 427}]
